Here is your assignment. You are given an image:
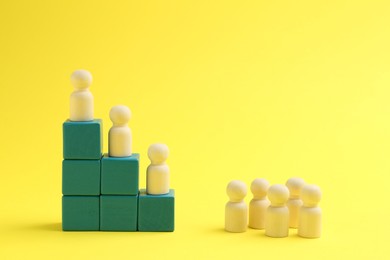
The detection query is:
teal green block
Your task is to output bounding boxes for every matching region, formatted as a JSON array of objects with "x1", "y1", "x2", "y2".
[
  {"x1": 101, "y1": 154, "x2": 139, "y2": 195},
  {"x1": 63, "y1": 119, "x2": 103, "y2": 159},
  {"x1": 62, "y1": 159, "x2": 100, "y2": 195},
  {"x1": 138, "y1": 189, "x2": 175, "y2": 232},
  {"x1": 62, "y1": 196, "x2": 99, "y2": 231},
  {"x1": 100, "y1": 195, "x2": 138, "y2": 231}
]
